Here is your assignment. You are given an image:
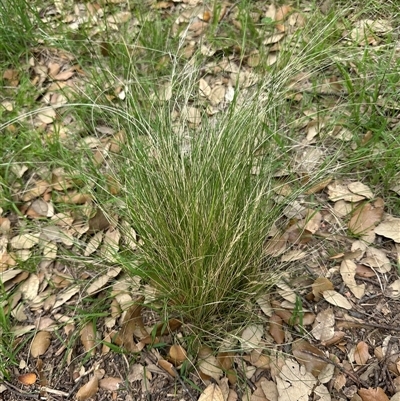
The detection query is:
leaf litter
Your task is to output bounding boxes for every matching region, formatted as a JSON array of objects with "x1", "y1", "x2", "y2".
[{"x1": 1, "y1": 0, "x2": 400, "y2": 400}]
